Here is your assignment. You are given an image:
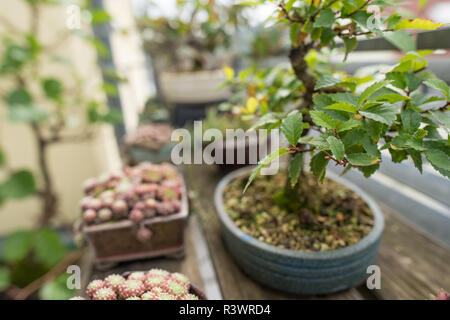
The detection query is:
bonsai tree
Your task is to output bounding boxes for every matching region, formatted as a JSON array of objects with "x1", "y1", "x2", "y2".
[
  {"x1": 137, "y1": 0, "x2": 248, "y2": 72},
  {"x1": 226, "y1": 0, "x2": 449, "y2": 195},
  {"x1": 0, "y1": 0, "x2": 120, "y2": 299}
]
